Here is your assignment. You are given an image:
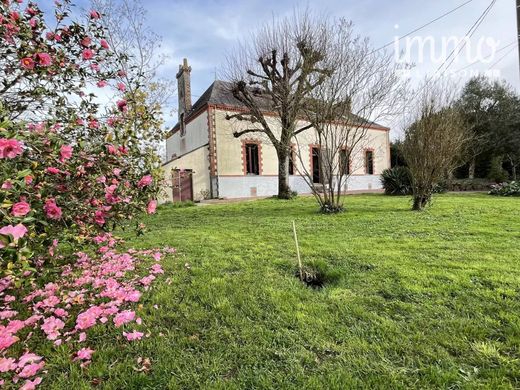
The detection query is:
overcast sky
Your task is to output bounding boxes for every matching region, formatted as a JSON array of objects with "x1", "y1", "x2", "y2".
[{"x1": 66, "y1": 0, "x2": 518, "y2": 132}]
